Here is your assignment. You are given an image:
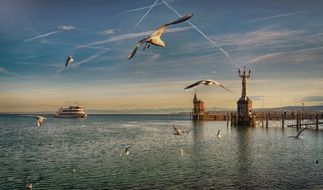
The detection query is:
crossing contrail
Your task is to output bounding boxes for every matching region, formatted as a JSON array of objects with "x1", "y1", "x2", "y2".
[
  {"x1": 130, "y1": 0, "x2": 159, "y2": 32},
  {"x1": 161, "y1": 0, "x2": 240, "y2": 68}
]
